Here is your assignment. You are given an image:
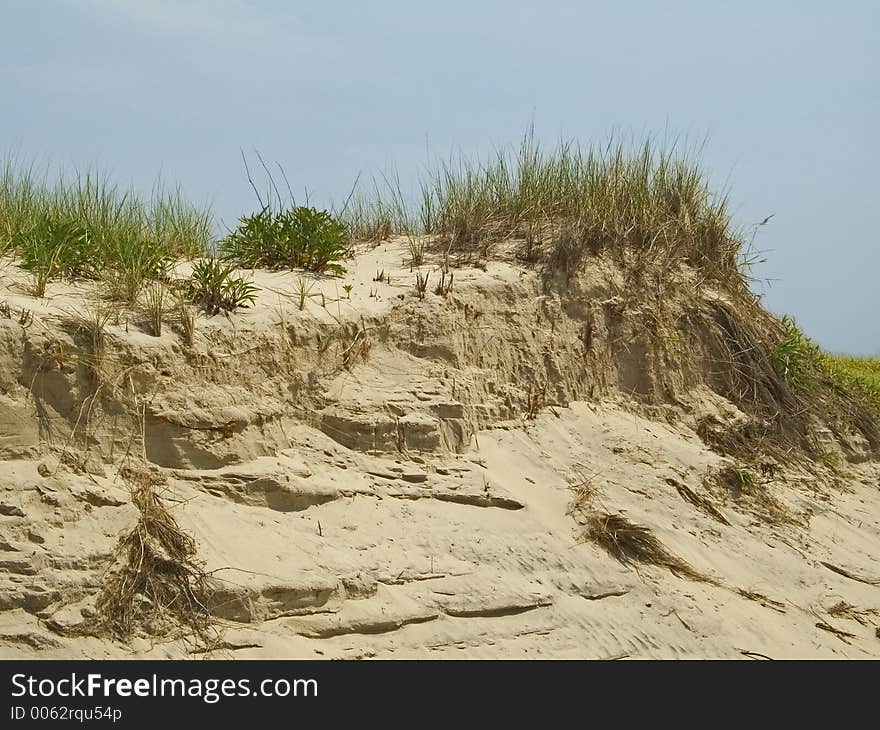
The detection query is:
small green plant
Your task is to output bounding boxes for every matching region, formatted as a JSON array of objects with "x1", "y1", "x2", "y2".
[
  {"x1": 20, "y1": 218, "x2": 92, "y2": 296},
  {"x1": 718, "y1": 465, "x2": 757, "y2": 499},
  {"x1": 185, "y1": 259, "x2": 258, "y2": 315},
  {"x1": 222, "y1": 206, "x2": 348, "y2": 275},
  {"x1": 771, "y1": 315, "x2": 823, "y2": 387},
  {"x1": 342, "y1": 284, "x2": 353, "y2": 299},
  {"x1": 294, "y1": 275, "x2": 318, "y2": 311},
  {"x1": 821, "y1": 450, "x2": 842, "y2": 470},
  {"x1": 733, "y1": 468, "x2": 754, "y2": 490}
]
